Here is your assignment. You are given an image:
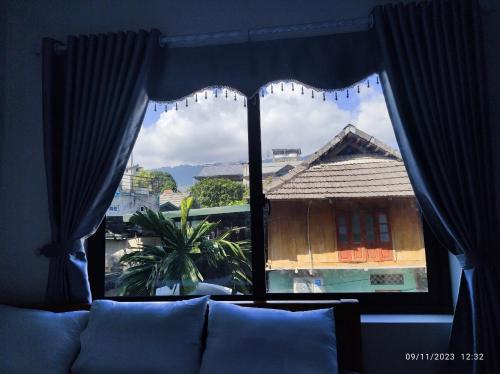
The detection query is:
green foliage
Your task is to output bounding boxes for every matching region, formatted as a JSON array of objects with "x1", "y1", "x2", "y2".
[
  {"x1": 133, "y1": 169, "x2": 177, "y2": 194},
  {"x1": 189, "y1": 178, "x2": 248, "y2": 208},
  {"x1": 119, "y1": 197, "x2": 252, "y2": 296}
]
